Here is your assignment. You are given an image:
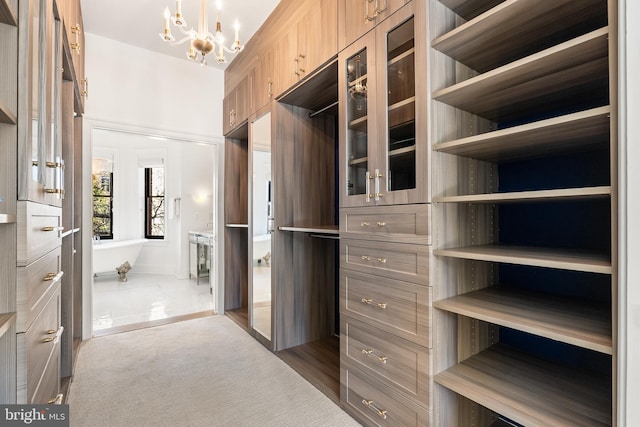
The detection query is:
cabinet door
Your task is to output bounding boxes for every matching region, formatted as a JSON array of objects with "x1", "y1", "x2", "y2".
[
  {"x1": 375, "y1": 1, "x2": 427, "y2": 205},
  {"x1": 339, "y1": 30, "x2": 377, "y2": 208},
  {"x1": 338, "y1": 0, "x2": 410, "y2": 51},
  {"x1": 223, "y1": 90, "x2": 236, "y2": 136},
  {"x1": 46, "y1": 12, "x2": 63, "y2": 207},
  {"x1": 254, "y1": 49, "x2": 274, "y2": 111},
  {"x1": 296, "y1": 0, "x2": 337, "y2": 79},
  {"x1": 234, "y1": 75, "x2": 251, "y2": 127},
  {"x1": 18, "y1": 0, "x2": 52, "y2": 204},
  {"x1": 274, "y1": 30, "x2": 297, "y2": 97}
]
